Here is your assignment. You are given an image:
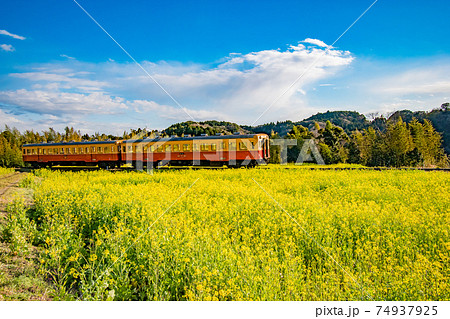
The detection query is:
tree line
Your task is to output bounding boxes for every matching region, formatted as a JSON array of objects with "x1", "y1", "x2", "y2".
[
  {"x1": 0, "y1": 117, "x2": 448, "y2": 168},
  {"x1": 270, "y1": 117, "x2": 448, "y2": 167}
]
